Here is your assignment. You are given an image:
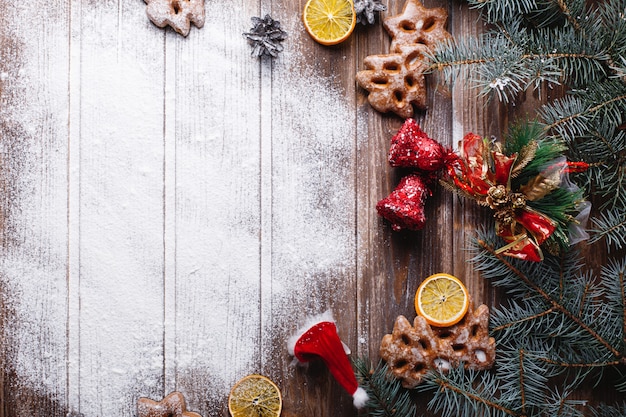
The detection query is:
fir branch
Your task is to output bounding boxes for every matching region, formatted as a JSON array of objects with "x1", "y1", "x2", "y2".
[
  {"x1": 600, "y1": 258, "x2": 626, "y2": 351},
  {"x1": 467, "y1": 0, "x2": 586, "y2": 28},
  {"x1": 537, "y1": 357, "x2": 623, "y2": 368},
  {"x1": 428, "y1": 35, "x2": 529, "y2": 102},
  {"x1": 418, "y1": 368, "x2": 518, "y2": 417},
  {"x1": 552, "y1": 0, "x2": 584, "y2": 30},
  {"x1": 474, "y1": 237, "x2": 623, "y2": 360},
  {"x1": 419, "y1": 360, "x2": 587, "y2": 417},
  {"x1": 496, "y1": 344, "x2": 555, "y2": 413},
  {"x1": 540, "y1": 82, "x2": 626, "y2": 140},
  {"x1": 597, "y1": 0, "x2": 626, "y2": 63},
  {"x1": 430, "y1": 11, "x2": 613, "y2": 101},
  {"x1": 491, "y1": 302, "x2": 556, "y2": 335},
  {"x1": 353, "y1": 358, "x2": 417, "y2": 417},
  {"x1": 589, "y1": 209, "x2": 626, "y2": 251},
  {"x1": 591, "y1": 402, "x2": 626, "y2": 417},
  {"x1": 467, "y1": 0, "x2": 538, "y2": 24}
]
